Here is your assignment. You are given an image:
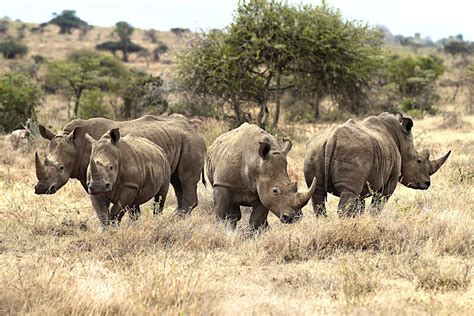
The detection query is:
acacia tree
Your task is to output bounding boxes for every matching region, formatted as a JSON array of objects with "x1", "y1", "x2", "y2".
[
  {"x1": 177, "y1": 30, "x2": 262, "y2": 124},
  {"x1": 178, "y1": 0, "x2": 383, "y2": 128},
  {"x1": 46, "y1": 51, "x2": 128, "y2": 117},
  {"x1": 48, "y1": 10, "x2": 88, "y2": 34},
  {"x1": 96, "y1": 21, "x2": 143, "y2": 62}
]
